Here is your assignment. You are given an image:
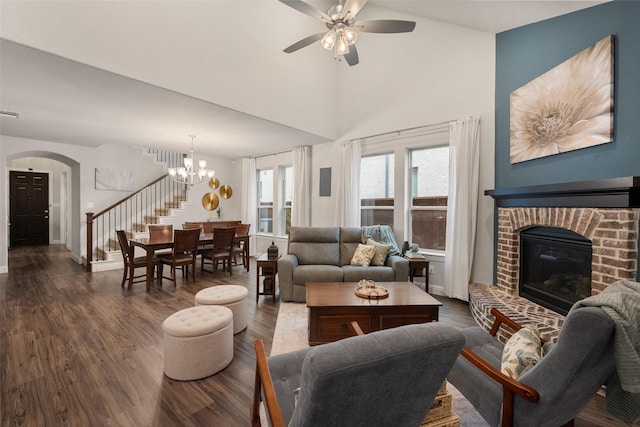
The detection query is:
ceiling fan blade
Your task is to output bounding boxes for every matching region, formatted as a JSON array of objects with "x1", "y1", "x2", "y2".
[
  {"x1": 357, "y1": 20, "x2": 416, "y2": 33},
  {"x1": 278, "y1": 0, "x2": 332, "y2": 24},
  {"x1": 343, "y1": 45, "x2": 359, "y2": 66},
  {"x1": 342, "y1": 0, "x2": 368, "y2": 20},
  {"x1": 283, "y1": 32, "x2": 326, "y2": 53}
]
